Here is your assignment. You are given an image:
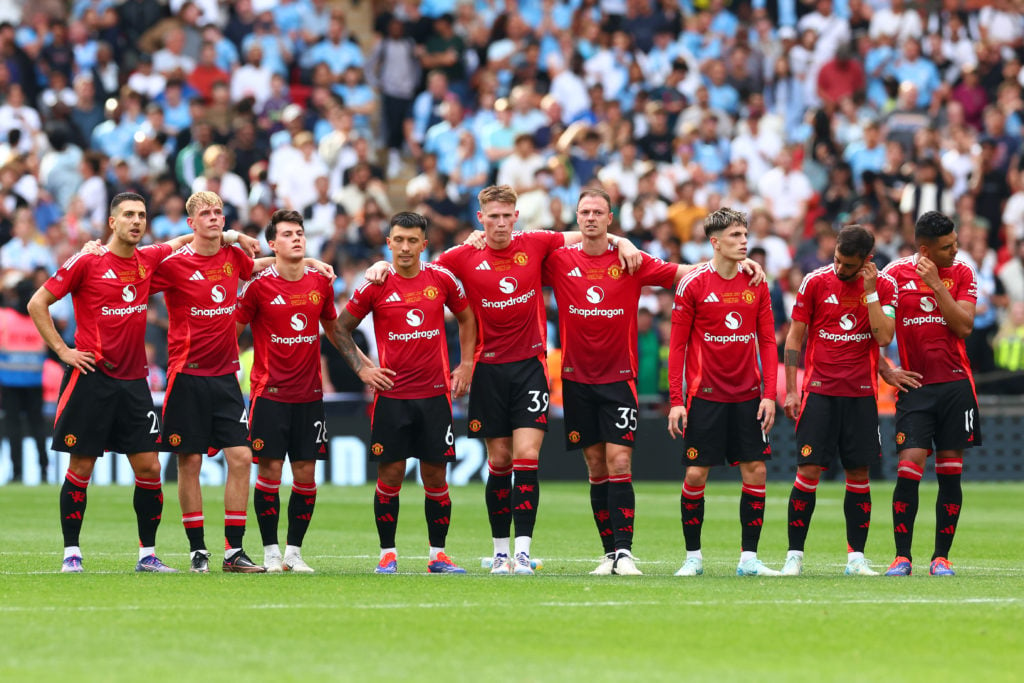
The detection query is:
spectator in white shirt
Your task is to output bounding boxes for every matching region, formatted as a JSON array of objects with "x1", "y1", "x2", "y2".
[
  {"x1": 870, "y1": 0, "x2": 923, "y2": 43},
  {"x1": 231, "y1": 43, "x2": 273, "y2": 109},
  {"x1": 757, "y1": 145, "x2": 815, "y2": 243}
]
